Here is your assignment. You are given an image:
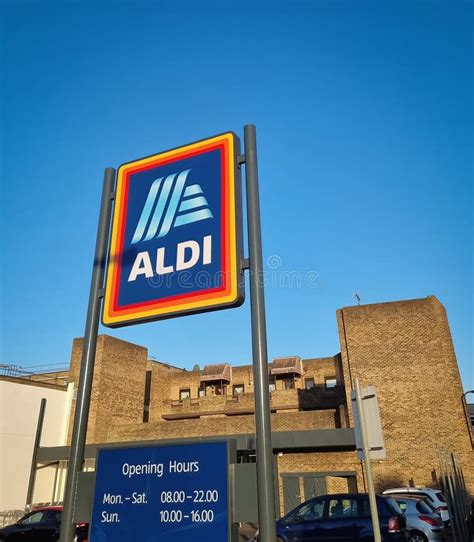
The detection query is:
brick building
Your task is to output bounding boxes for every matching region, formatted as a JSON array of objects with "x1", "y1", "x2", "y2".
[{"x1": 32, "y1": 295, "x2": 473, "y2": 515}]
